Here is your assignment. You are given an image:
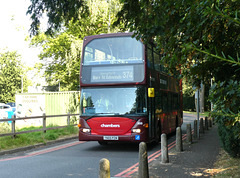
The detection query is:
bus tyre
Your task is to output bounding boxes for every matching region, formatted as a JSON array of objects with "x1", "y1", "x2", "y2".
[
  {"x1": 98, "y1": 141, "x2": 108, "y2": 145},
  {"x1": 153, "y1": 124, "x2": 161, "y2": 144}
]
